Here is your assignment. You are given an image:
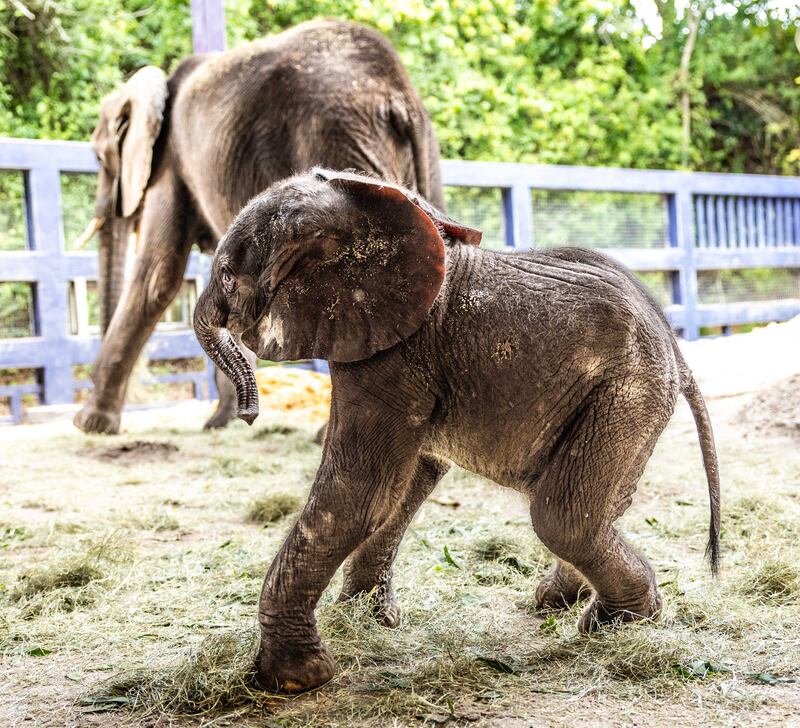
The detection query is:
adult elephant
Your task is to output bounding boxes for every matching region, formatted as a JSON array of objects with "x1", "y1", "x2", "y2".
[{"x1": 73, "y1": 19, "x2": 444, "y2": 434}]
